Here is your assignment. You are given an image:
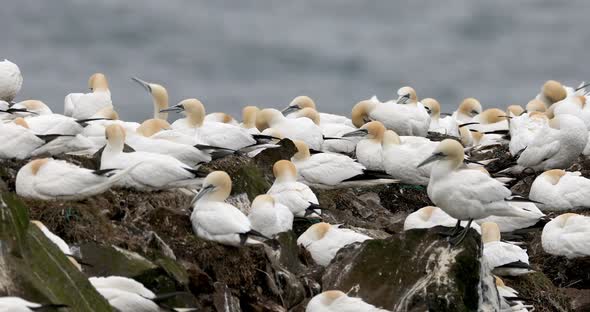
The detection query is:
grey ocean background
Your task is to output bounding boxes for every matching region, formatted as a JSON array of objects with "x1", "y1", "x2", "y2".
[{"x1": 2, "y1": 0, "x2": 589, "y2": 122}]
